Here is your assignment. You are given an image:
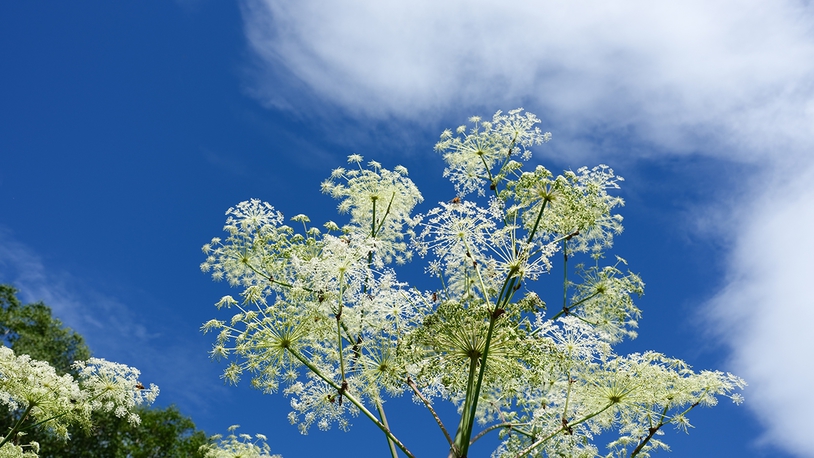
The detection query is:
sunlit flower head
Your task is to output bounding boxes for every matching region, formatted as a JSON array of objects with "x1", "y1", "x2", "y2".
[
  {"x1": 436, "y1": 108, "x2": 550, "y2": 197},
  {"x1": 321, "y1": 155, "x2": 423, "y2": 264}
]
